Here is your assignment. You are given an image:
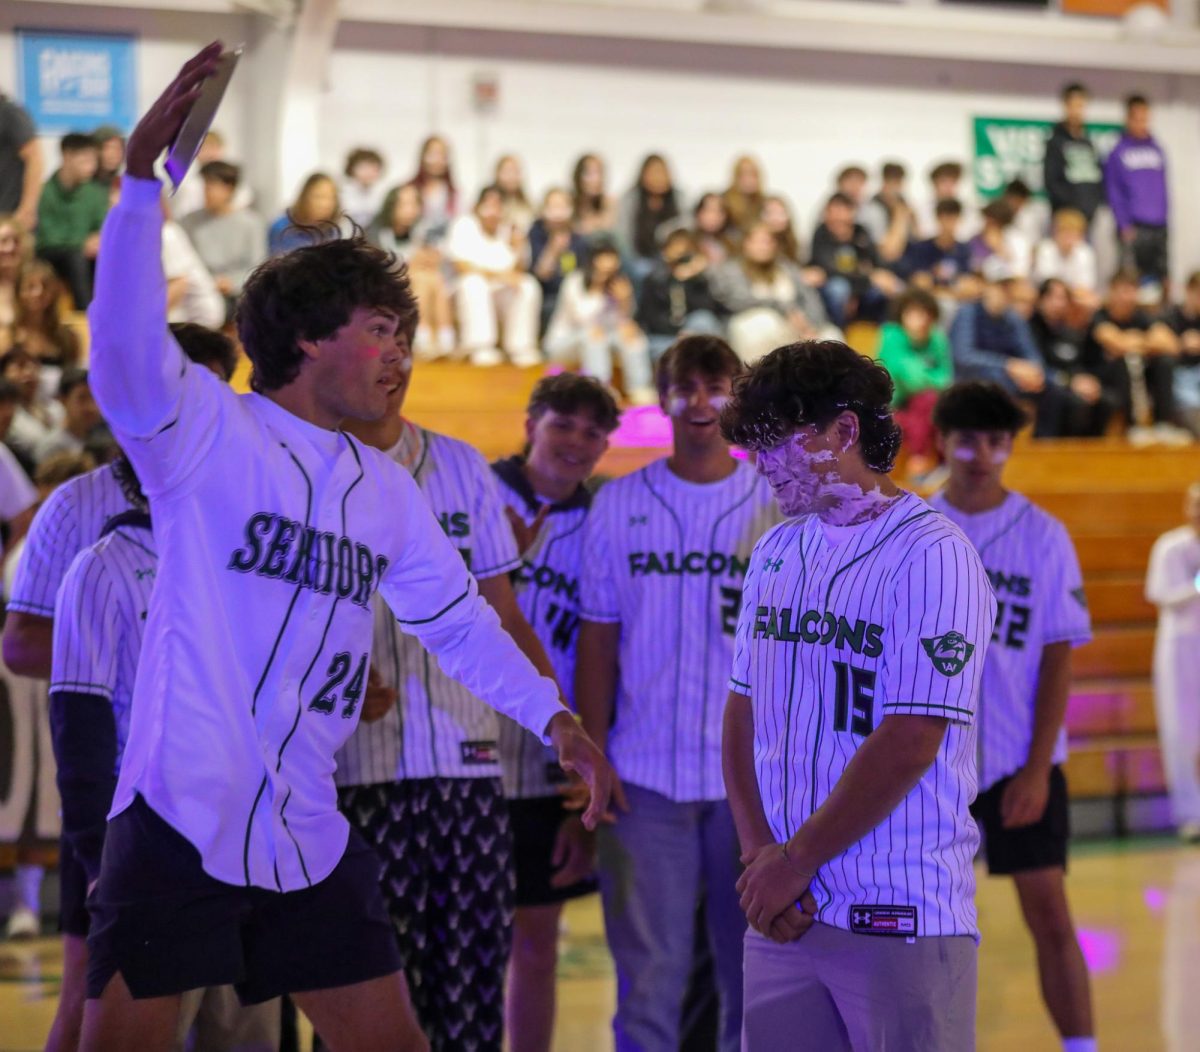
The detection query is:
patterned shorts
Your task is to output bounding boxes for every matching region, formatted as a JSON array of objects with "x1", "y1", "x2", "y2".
[{"x1": 339, "y1": 777, "x2": 515, "y2": 1052}]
